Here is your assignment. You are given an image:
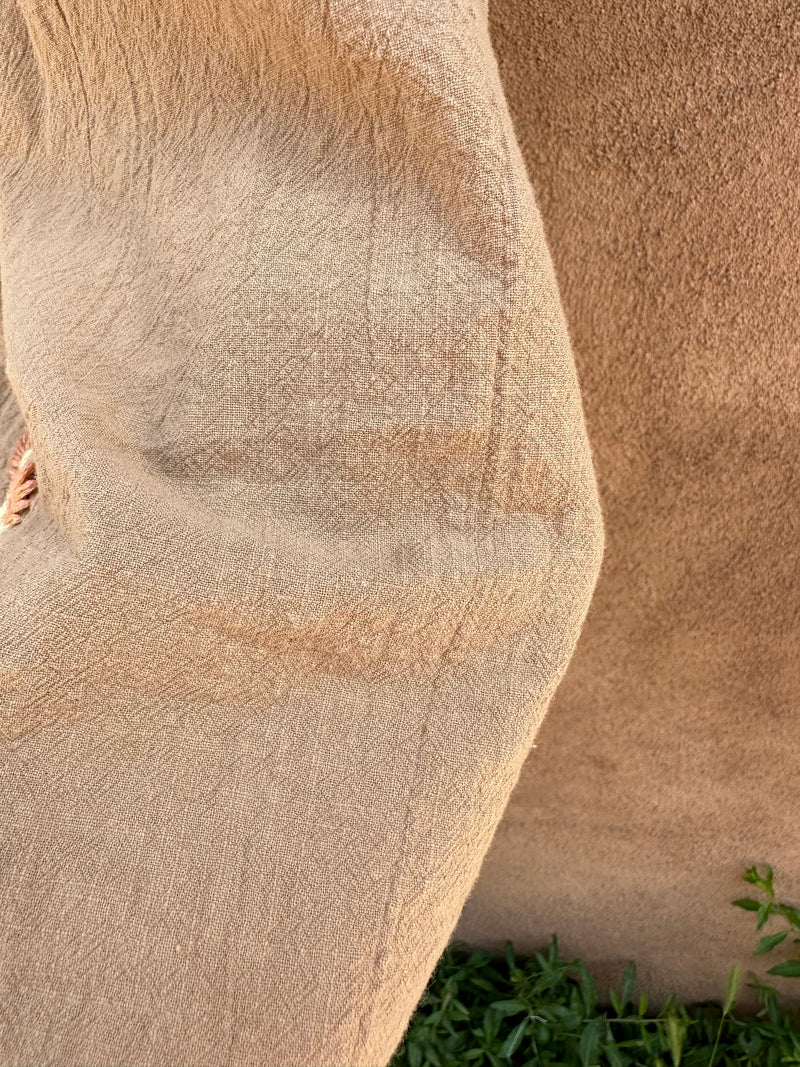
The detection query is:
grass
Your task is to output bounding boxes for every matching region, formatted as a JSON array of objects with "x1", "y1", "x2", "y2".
[{"x1": 389, "y1": 866, "x2": 800, "y2": 1067}]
